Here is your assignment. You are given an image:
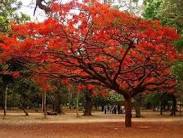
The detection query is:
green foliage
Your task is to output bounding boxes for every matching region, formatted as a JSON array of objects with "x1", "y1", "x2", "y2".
[
  {"x1": 0, "y1": 76, "x2": 41, "y2": 108},
  {"x1": 48, "y1": 80, "x2": 69, "y2": 106},
  {"x1": 143, "y1": 0, "x2": 183, "y2": 34},
  {"x1": 93, "y1": 91, "x2": 124, "y2": 107},
  {"x1": 12, "y1": 78, "x2": 41, "y2": 108},
  {"x1": 143, "y1": 0, "x2": 183, "y2": 102},
  {"x1": 174, "y1": 39, "x2": 183, "y2": 52},
  {"x1": 172, "y1": 61, "x2": 183, "y2": 80},
  {"x1": 107, "y1": 91, "x2": 124, "y2": 103},
  {"x1": 144, "y1": 93, "x2": 172, "y2": 107},
  {"x1": 0, "y1": 0, "x2": 30, "y2": 32},
  {"x1": 144, "y1": 93, "x2": 161, "y2": 106},
  {"x1": 0, "y1": 16, "x2": 9, "y2": 32},
  {"x1": 143, "y1": 0, "x2": 162, "y2": 19},
  {"x1": 160, "y1": 0, "x2": 183, "y2": 32}
]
